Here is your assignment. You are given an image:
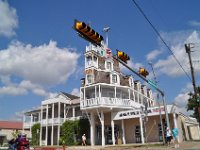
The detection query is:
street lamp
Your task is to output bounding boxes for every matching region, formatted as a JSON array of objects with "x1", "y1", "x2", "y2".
[{"x1": 103, "y1": 27, "x2": 110, "y2": 47}]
